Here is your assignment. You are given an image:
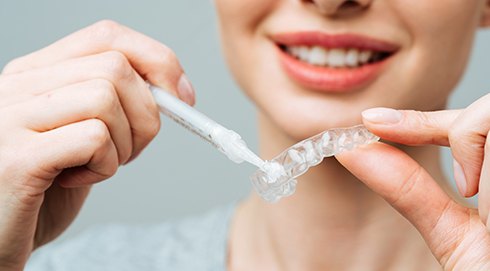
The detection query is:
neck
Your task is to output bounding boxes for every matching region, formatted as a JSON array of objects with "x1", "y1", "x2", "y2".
[{"x1": 228, "y1": 113, "x2": 443, "y2": 270}]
